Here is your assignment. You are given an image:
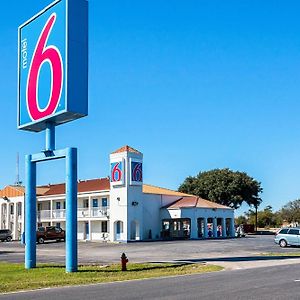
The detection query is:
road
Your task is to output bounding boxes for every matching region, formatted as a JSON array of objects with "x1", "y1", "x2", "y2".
[
  {"x1": 1, "y1": 264, "x2": 300, "y2": 300},
  {"x1": 1, "y1": 235, "x2": 300, "y2": 270}
]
